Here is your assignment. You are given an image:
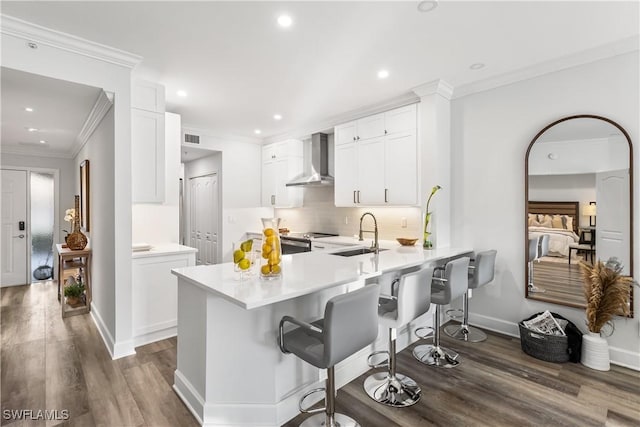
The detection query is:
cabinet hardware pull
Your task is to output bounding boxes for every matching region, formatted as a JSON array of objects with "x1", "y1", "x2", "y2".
[
  {"x1": 271, "y1": 195, "x2": 275, "y2": 205},
  {"x1": 353, "y1": 136, "x2": 356, "y2": 141},
  {"x1": 385, "y1": 188, "x2": 388, "y2": 203},
  {"x1": 357, "y1": 136, "x2": 360, "y2": 140},
  {"x1": 385, "y1": 129, "x2": 387, "y2": 134},
  {"x1": 357, "y1": 190, "x2": 360, "y2": 203},
  {"x1": 353, "y1": 190, "x2": 356, "y2": 204}
]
